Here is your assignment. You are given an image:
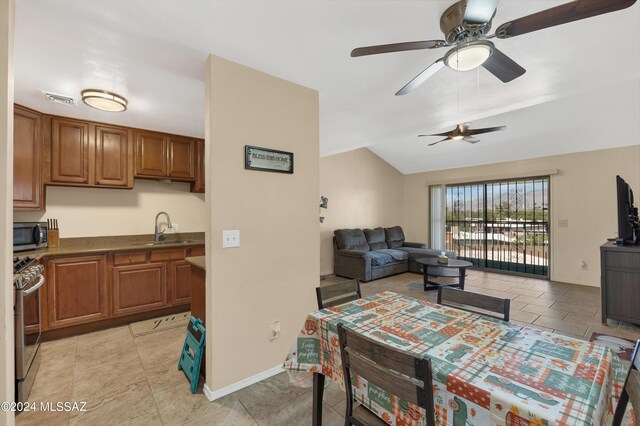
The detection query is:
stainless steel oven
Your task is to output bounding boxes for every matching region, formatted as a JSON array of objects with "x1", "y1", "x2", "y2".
[{"x1": 13, "y1": 256, "x2": 44, "y2": 403}]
